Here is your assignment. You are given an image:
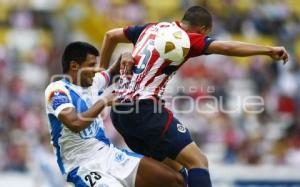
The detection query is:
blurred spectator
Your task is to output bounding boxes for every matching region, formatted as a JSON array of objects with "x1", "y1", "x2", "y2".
[{"x1": 0, "y1": 0, "x2": 300, "y2": 183}]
